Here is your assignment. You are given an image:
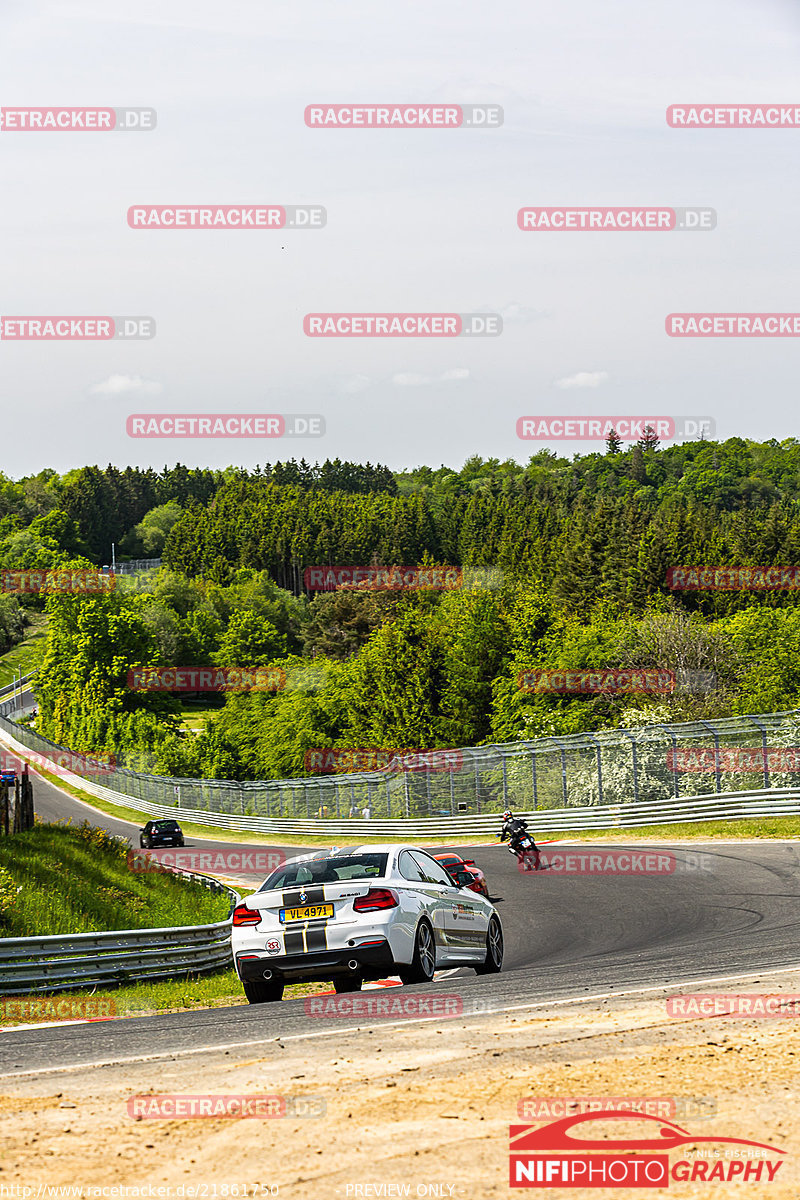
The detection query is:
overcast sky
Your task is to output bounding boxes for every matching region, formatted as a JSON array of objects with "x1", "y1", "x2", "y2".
[{"x1": 1, "y1": 0, "x2": 798, "y2": 475}]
